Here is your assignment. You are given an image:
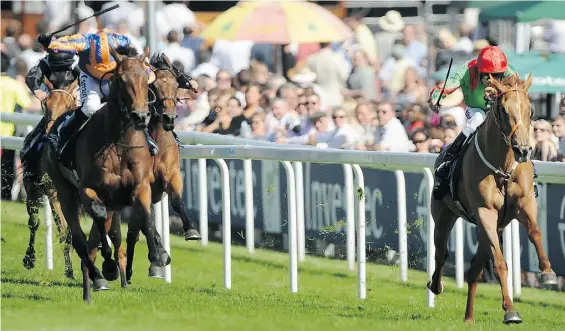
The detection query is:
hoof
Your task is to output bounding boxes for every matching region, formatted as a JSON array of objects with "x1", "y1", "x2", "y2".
[
  {"x1": 504, "y1": 311, "x2": 523, "y2": 324},
  {"x1": 426, "y1": 280, "x2": 444, "y2": 295},
  {"x1": 93, "y1": 278, "x2": 110, "y2": 291},
  {"x1": 540, "y1": 272, "x2": 558, "y2": 287},
  {"x1": 65, "y1": 270, "x2": 75, "y2": 280},
  {"x1": 158, "y1": 251, "x2": 171, "y2": 267},
  {"x1": 102, "y1": 260, "x2": 120, "y2": 281},
  {"x1": 185, "y1": 229, "x2": 201, "y2": 241},
  {"x1": 148, "y1": 265, "x2": 165, "y2": 279},
  {"x1": 22, "y1": 254, "x2": 36, "y2": 270}
]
